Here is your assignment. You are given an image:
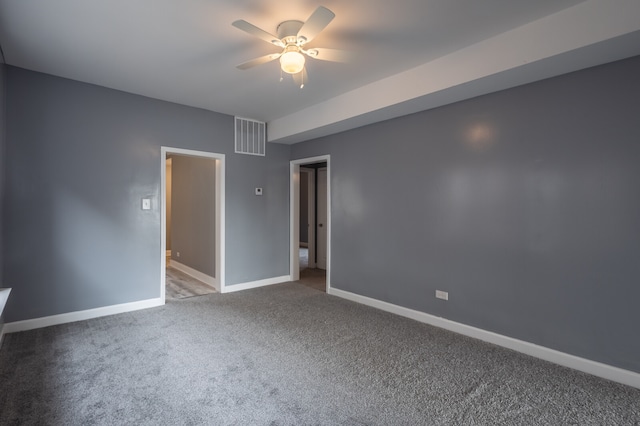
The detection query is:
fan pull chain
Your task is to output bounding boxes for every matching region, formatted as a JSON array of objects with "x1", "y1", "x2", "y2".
[{"x1": 279, "y1": 68, "x2": 284, "y2": 82}]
